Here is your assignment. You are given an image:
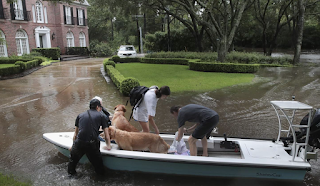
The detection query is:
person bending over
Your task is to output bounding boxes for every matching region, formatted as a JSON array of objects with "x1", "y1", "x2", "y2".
[
  {"x1": 170, "y1": 104, "x2": 219, "y2": 156},
  {"x1": 133, "y1": 86, "x2": 170, "y2": 134}
]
